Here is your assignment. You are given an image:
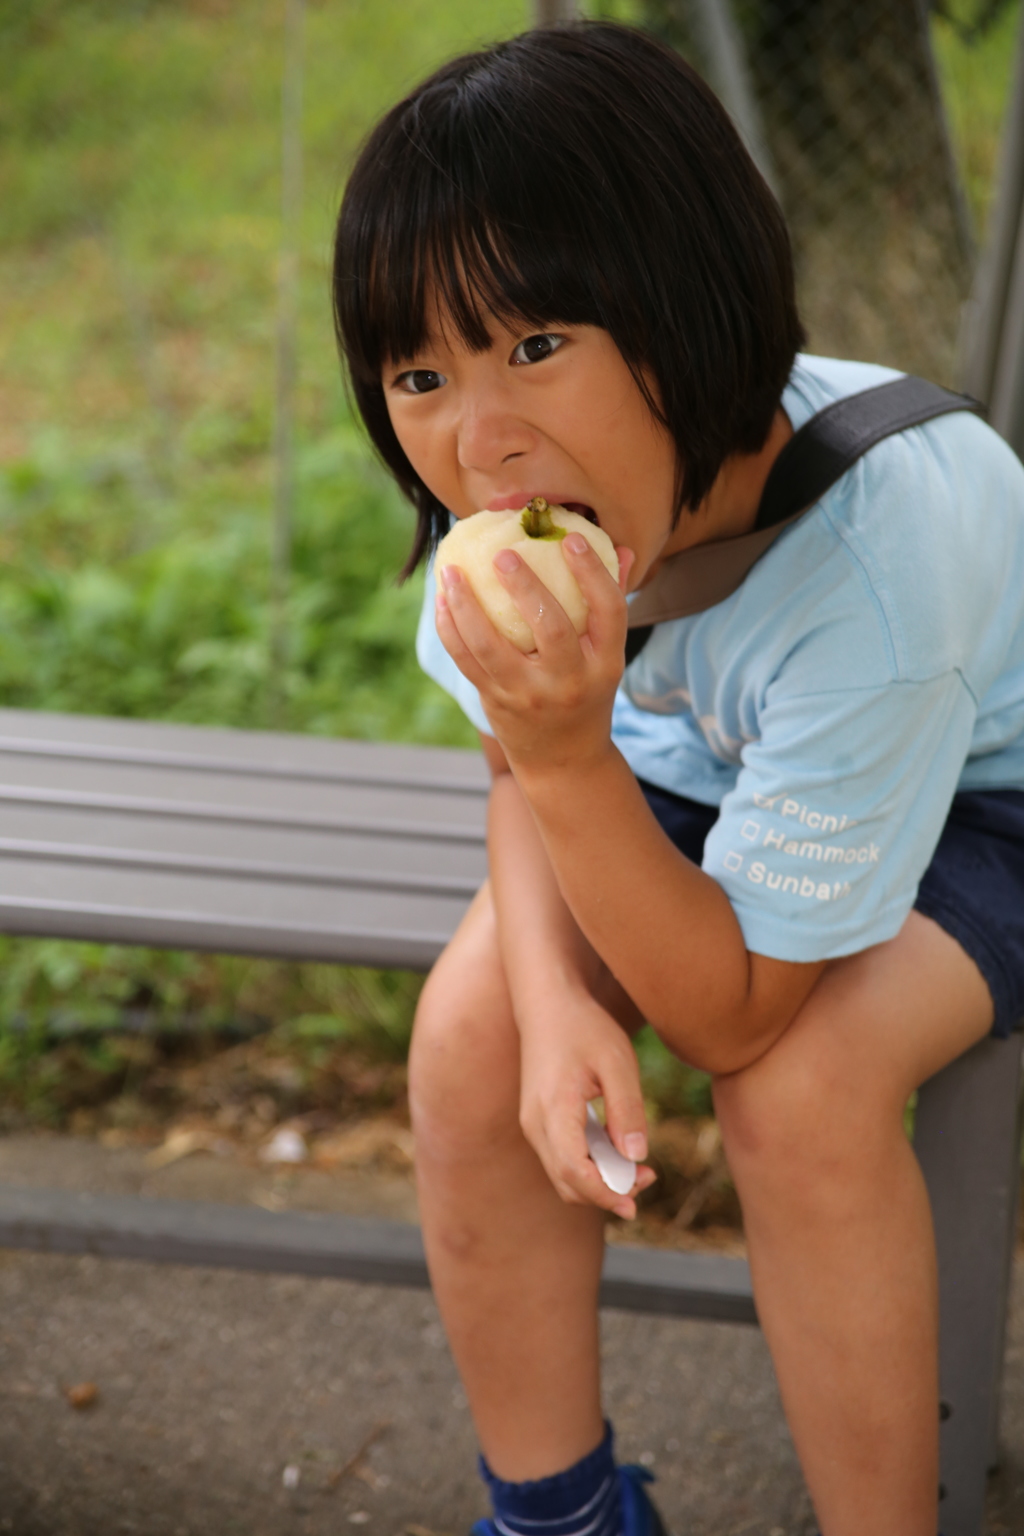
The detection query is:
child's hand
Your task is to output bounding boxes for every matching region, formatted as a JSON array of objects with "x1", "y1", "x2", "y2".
[
  {"x1": 435, "y1": 535, "x2": 635, "y2": 773},
  {"x1": 517, "y1": 989, "x2": 655, "y2": 1219}
]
